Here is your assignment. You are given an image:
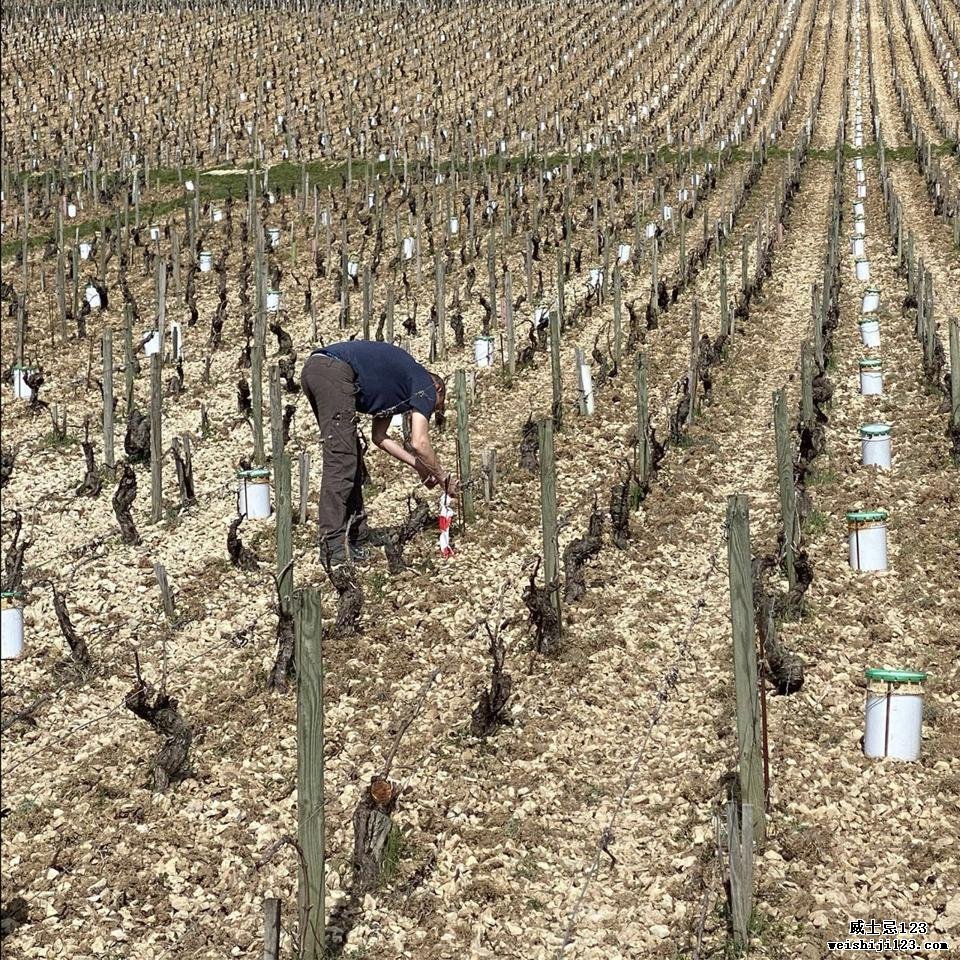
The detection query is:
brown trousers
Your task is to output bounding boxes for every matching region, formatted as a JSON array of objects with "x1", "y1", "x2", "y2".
[{"x1": 301, "y1": 353, "x2": 370, "y2": 550}]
